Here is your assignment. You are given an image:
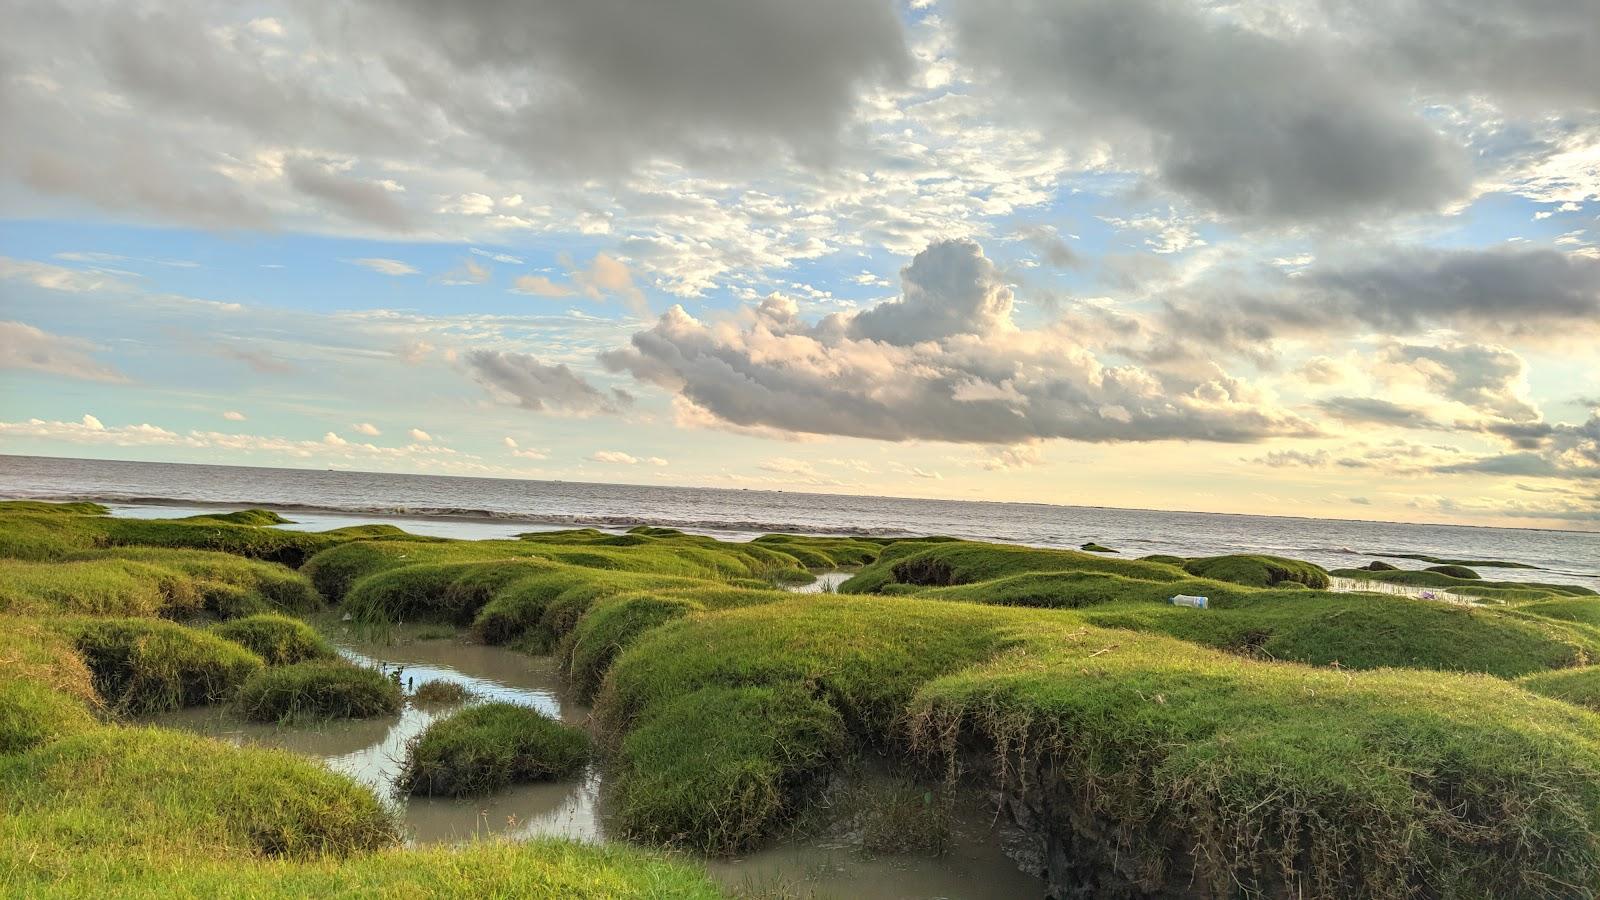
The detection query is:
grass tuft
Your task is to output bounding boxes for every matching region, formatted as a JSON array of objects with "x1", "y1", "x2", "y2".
[
  {"x1": 399, "y1": 701, "x2": 589, "y2": 797},
  {"x1": 213, "y1": 614, "x2": 337, "y2": 665},
  {"x1": 63, "y1": 618, "x2": 264, "y2": 715},
  {"x1": 235, "y1": 661, "x2": 402, "y2": 723}
]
